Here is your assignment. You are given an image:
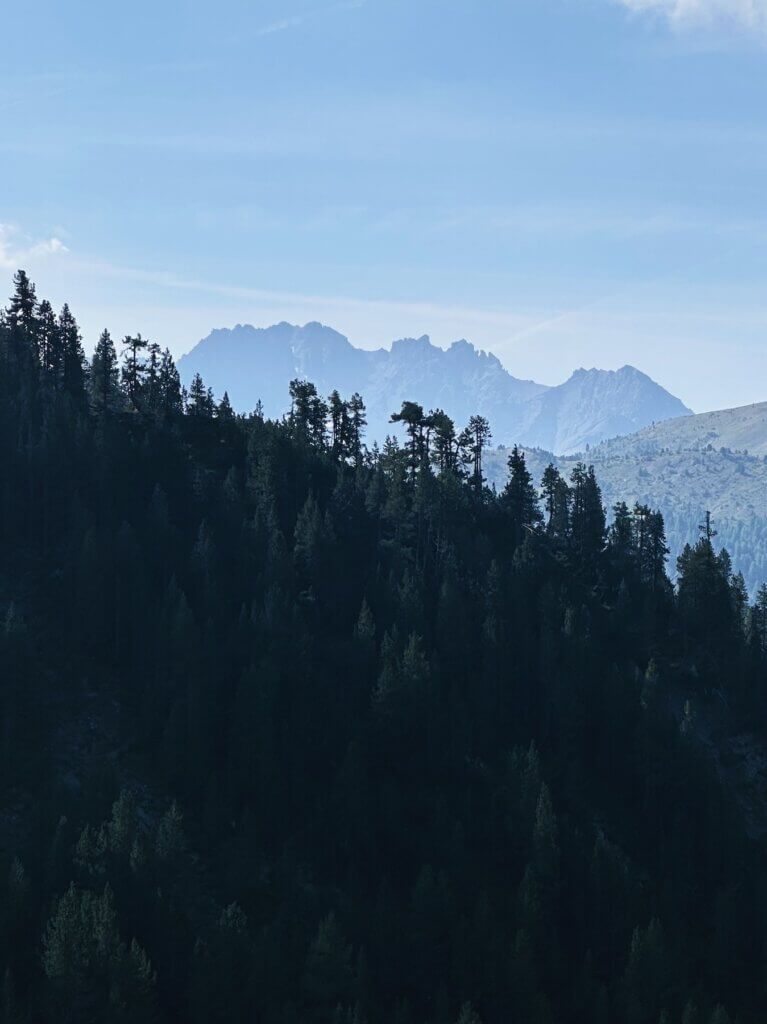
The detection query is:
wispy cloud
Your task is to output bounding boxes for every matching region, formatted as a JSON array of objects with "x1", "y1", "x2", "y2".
[
  {"x1": 502, "y1": 296, "x2": 620, "y2": 347},
  {"x1": 63, "y1": 253, "x2": 531, "y2": 337},
  {"x1": 257, "y1": 0, "x2": 366, "y2": 37},
  {"x1": 0, "y1": 224, "x2": 70, "y2": 269},
  {"x1": 427, "y1": 203, "x2": 767, "y2": 241},
  {"x1": 11, "y1": 243, "x2": 537, "y2": 360},
  {"x1": 28, "y1": 237, "x2": 70, "y2": 259},
  {"x1": 615, "y1": 0, "x2": 767, "y2": 34},
  {"x1": 257, "y1": 15, "x2": 306, "y2": 36}
]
